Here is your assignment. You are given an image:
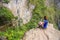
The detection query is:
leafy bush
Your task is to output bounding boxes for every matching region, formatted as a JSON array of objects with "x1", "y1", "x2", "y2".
[
  {"x1": 3, "y1": 0, "x2": 9, "y2": 3},
  {"x1": 0, "y1": 7, "x2": 14, "y2": 26},
  {"x1": 24, "y1": 0, "x2": 46, "y2": 29},
  {"x1": 26, "y1": 0, "x2": 56, "y2": 29},
  {"x1": 0, "y1": 26, "x2": 27, "y2": 40}
]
